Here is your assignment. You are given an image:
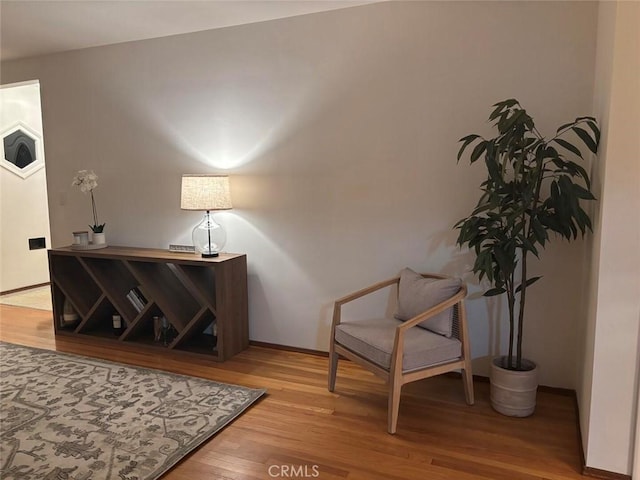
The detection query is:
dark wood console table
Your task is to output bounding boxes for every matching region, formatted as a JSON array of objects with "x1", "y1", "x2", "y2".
[{"x1": 48, "y1": 246, "x2": 248, "y2": 361}]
